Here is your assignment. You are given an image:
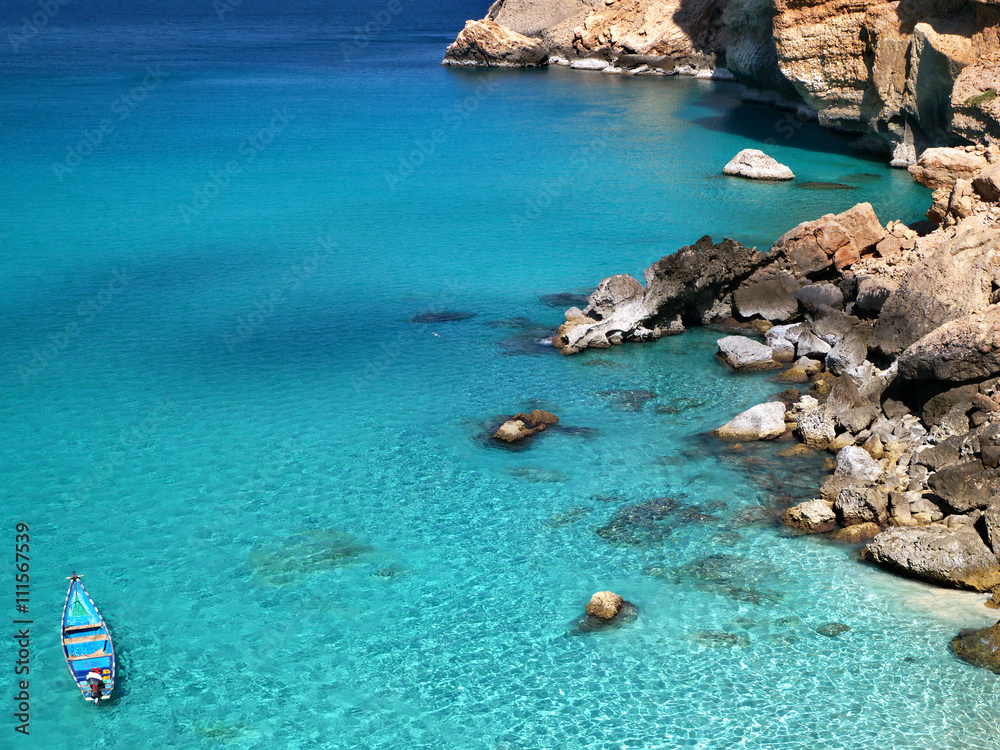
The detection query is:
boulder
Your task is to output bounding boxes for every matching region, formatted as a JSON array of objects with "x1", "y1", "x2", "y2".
[
  {"x1": 443, "y1": 19, "x2": 549, "y2": 67},
  {"x1": 771, "y1": 203, "x2": 884, "y2": 279},
  {"x1": 585, "y1": 590, "x2": 623, "y2": 620},
  {"x1": 927, "y1": 462, "x2": 1000, "y2": 514},
  {"x1": 908, "y1": 147, "x2": 991, "y2": 191},
  {"x1": 898, "y1": 306, "x2": 1000, "y2": 384},
  {"x1": 494, "y1": 419, "x2": 533, "y2": 442},
  {"x1": 781, "y1": 499, "x2": 836, "y2": 534},
  {"x1": 733, "y1": 271, "x2": 802, "y2": 322},
  {"x1": 831, "y1": 522, "x2": 881, "y2": 543},
  {"x1": 853, "y1": 277, "x2": 898, "y2": 317},
  {"x1": 796, "y1": 283, "x2": 844, "y2": 312},
  {"x1": 825, "y1": 334, "x2": 868, "y2": 377},
  {"x1": 492, "y1": 410, "x2": 559, "y2": 443},
  {"x1": 716, "y1": 336, "x2": 781, "y2": 370},
  {"x1": 866, "y1": 526, "x2": 1000, "y2": 591},
  {"x1": 723, "y1": 149, "x2": 794, "y2": 180},
  {"x1": 795, "y1": 397, "x2": 837, "y2": 449},
  {"x1": 985, "y1": 498, "x2": 1000, "y2": 555},
  {"x1": 835, "y1": 486, "x2": 888, "y2": 526},
  {"x1": 873, "y1": 225, "x2": 1000, "y2": 358},
  {"x1": 952, "y1": 620, "x2": 1000, "y2": 674},
  {"x1": 555, "y1": 237, "x2": 778, "y2": 355},
  {"x1": 835, "y1": 445, "x2": 882, "y2": 485},
  {"x1": 713, "y1": 401, "x2": 788, "y2": 442},
  {"x1": 584, "y1": 274, "x2": 645, "y2": 319},
  {"x1": 973, "y1": 163, "x2": 1000, "y2": 203}
]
